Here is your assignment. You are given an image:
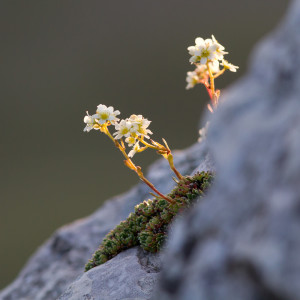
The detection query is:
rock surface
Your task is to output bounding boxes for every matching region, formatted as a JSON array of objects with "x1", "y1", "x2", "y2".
[
  {"x1": 156, "y1": 1, "x2": 300, "y2": 299},
  {"x1": 0, "y1": 142, "x2": 211, "y2": 300},
  {"x1": 59, "y1": 247, "x2": 161, "y2": 300}
]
